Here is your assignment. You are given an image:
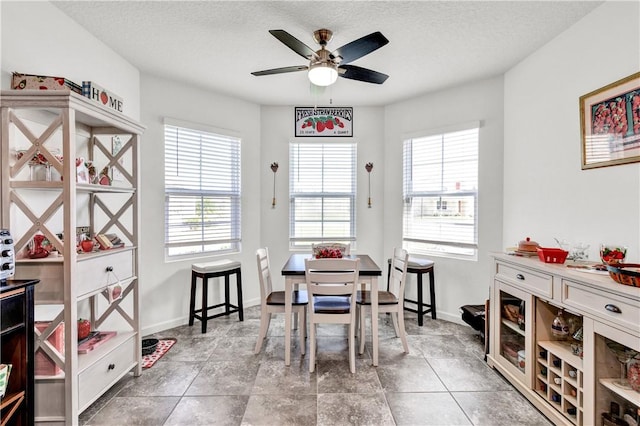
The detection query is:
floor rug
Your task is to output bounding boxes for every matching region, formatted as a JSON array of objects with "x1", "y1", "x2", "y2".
[{"x1": 142, "y1": 338, "x2": 177, "y2": 369}]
